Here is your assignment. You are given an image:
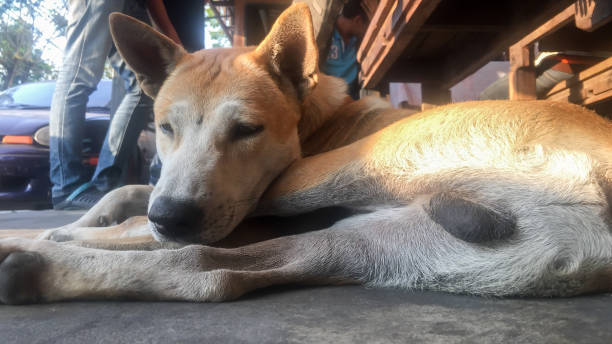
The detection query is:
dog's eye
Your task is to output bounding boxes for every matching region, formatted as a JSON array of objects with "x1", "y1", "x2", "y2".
[
  {"x1": 231, "y1": 123, "x2": 264, "y2": 140},
  {"x1": 159, "y1": 123, "x2": 174, "y2": 136}
]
